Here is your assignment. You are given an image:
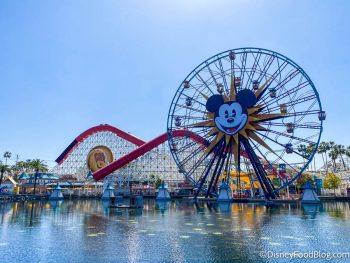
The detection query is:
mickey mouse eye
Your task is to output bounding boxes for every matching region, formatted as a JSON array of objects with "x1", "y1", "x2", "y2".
[
  {"x1": 232, "y1": 109, "x2": 236, "y2": 116},
  {"x1": 225, "y1": 110, "x2": 229, "y2": 118}
]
